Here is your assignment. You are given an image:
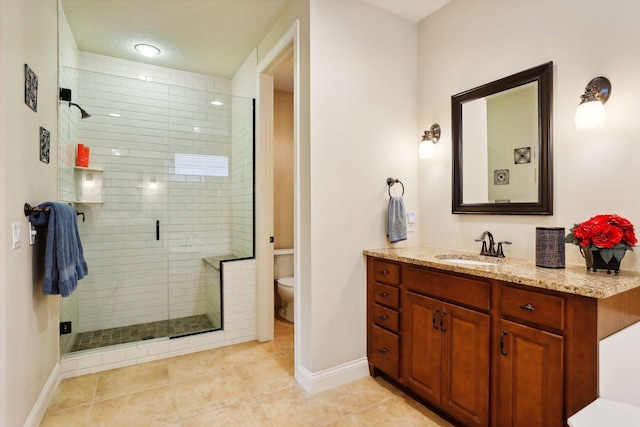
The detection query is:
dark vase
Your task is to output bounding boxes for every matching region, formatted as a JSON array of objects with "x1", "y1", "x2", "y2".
[{"x1": 580, "y1": 247, "x2": 624, "y2": 275}]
